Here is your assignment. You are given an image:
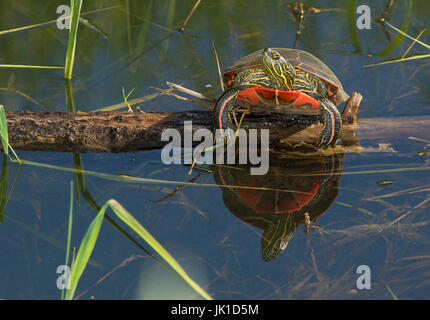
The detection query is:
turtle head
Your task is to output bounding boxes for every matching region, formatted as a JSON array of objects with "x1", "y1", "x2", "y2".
[
  {"x1": 262, "y1": 48, "x2": 295, "y2": 90},
  {"x1": 261, "y1": 214, "x2": 295, "y2": 262}
]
